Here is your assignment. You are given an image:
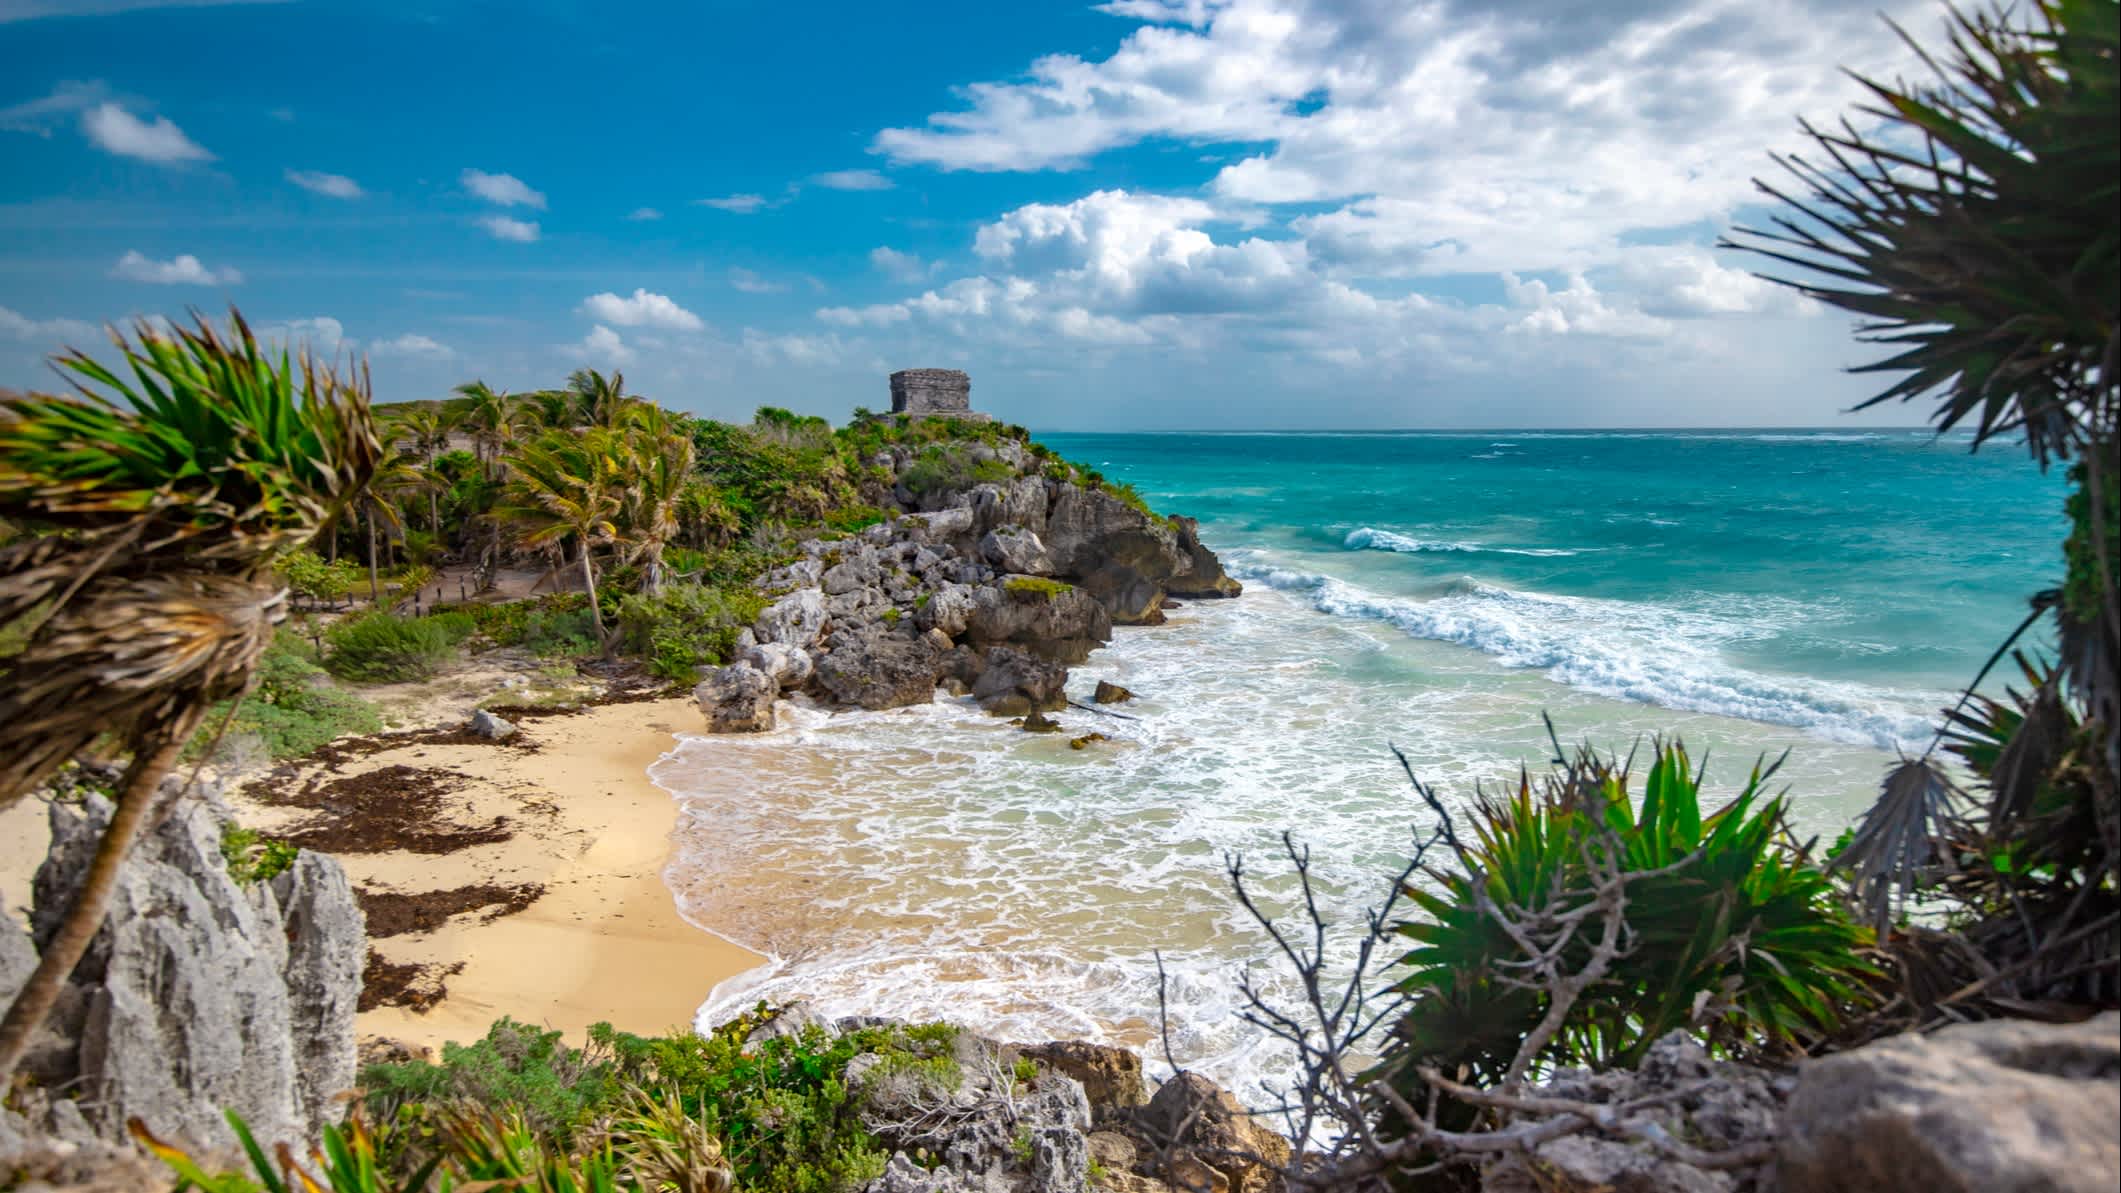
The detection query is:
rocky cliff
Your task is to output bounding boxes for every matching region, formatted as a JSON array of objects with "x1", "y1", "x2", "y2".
[
  {"x1": 700, "y1": 436, "x2": 1239, "y2": 729},
  {"x1": 0, "y1": 789, "x2": 364, "y2": 1158}
]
